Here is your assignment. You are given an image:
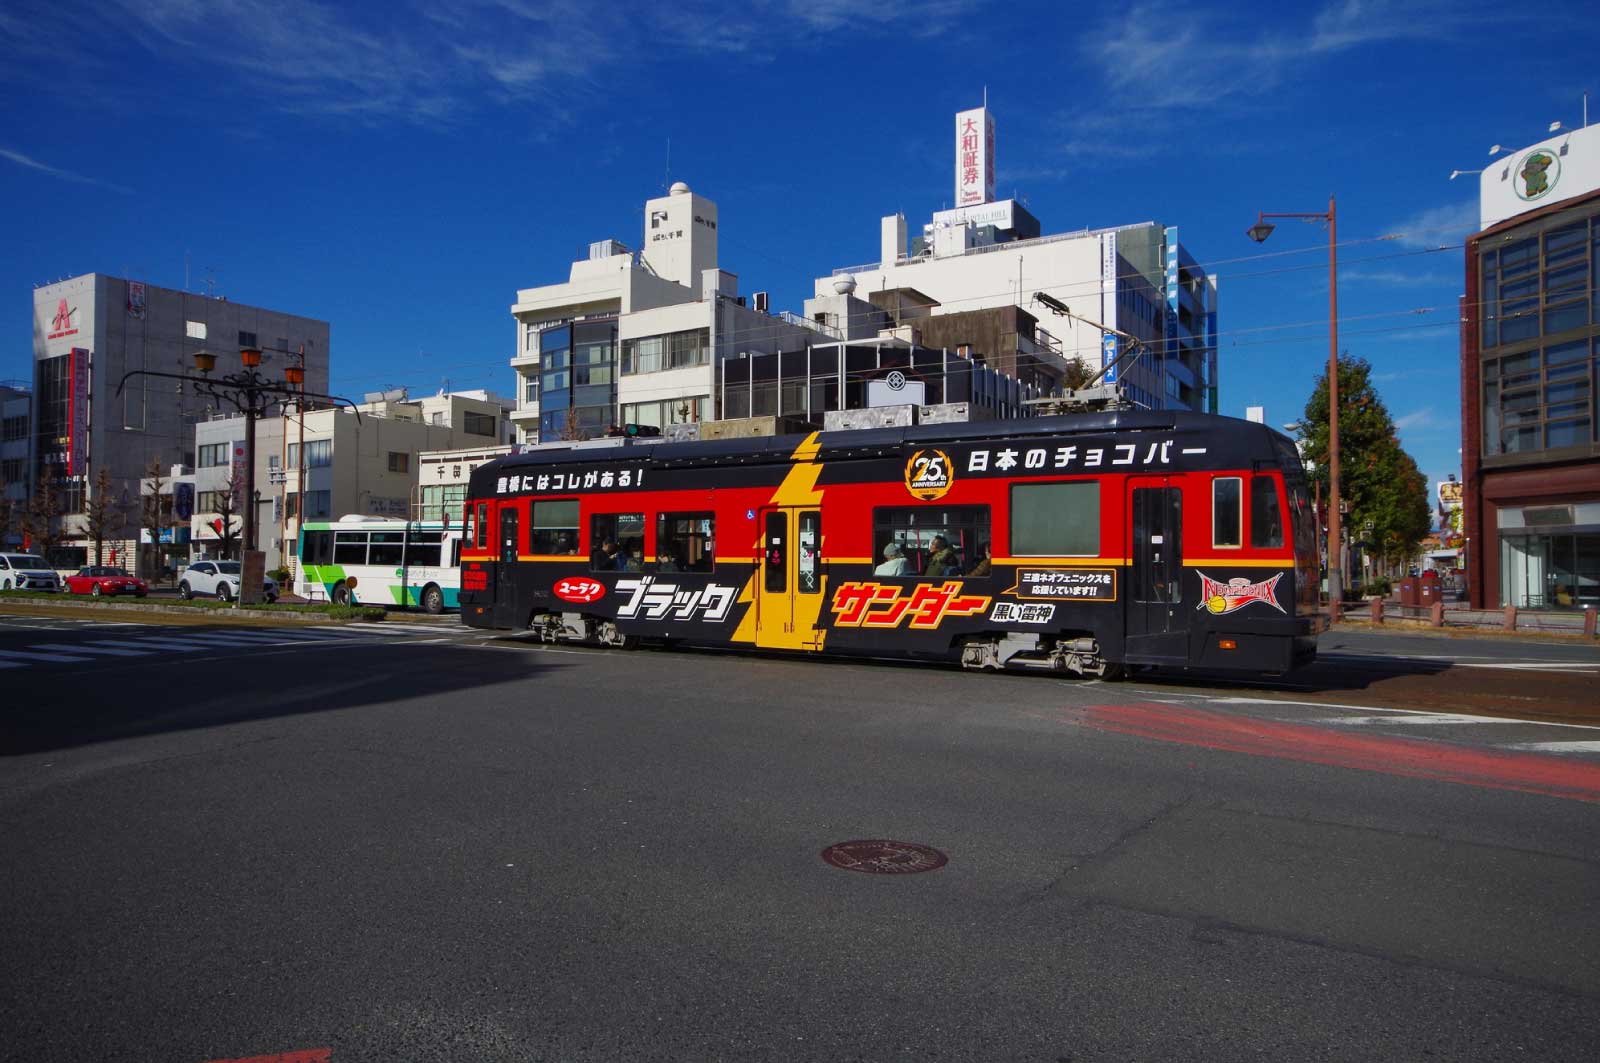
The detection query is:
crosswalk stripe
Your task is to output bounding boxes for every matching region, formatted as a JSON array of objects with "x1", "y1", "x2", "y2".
[
  {"x1": 0, "y1": 649, "x2": 95, "y2": 664},
  {"x1": 0, "y1": 659, "x2": 23, "y2": 669},
  {"x1": 1510, "y1": 741, "x2": 1600, "y2": 754},
  {"x1": 28, "y1": 642, "x2": 152, "y2": 657},
  {"x1": 112, "y1": 638, "x2": 209, "y2": 651}
]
